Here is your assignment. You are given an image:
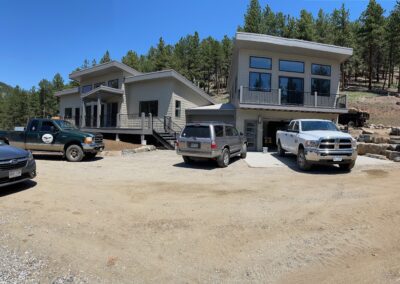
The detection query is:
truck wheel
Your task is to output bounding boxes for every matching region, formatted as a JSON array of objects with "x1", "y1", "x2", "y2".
[
  {"x1": 277, "y1": 141, "x2": 285, "y2": 157},
  {"x1": 339, "y1": 161, "x2": 355, "y2": 171},
  {"x1": 240, "y1": 143, "x2": 247, "y2": 159},
  {"x1": 65, "y1": 145, "x2": 84, "y2": 162},
  {"x1": 297, "y1": 148, "x2": 311, "y2": 171},
  {"x1": 217, "y1": 148, "x2": 230, "y2": 168},
  {"x1": 182, "y1": 156, "x2": 192, "y2": 164}
]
